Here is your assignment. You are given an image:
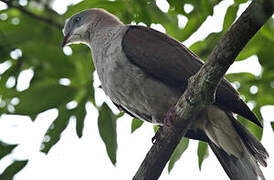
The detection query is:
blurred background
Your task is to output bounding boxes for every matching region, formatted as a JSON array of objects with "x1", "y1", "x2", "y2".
[{"x1": 0, "y1": 0, "x2": 273, "y2": 179}]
